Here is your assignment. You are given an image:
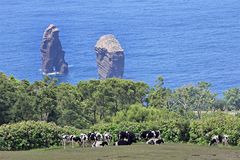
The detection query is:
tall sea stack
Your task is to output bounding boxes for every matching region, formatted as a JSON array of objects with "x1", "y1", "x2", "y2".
[
  {"x1": 40, "y1": 24, "x2": 68, "y2": 74},
  {"x1": 95, "y1": 34, "x2": 124, "y2": 79}
]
